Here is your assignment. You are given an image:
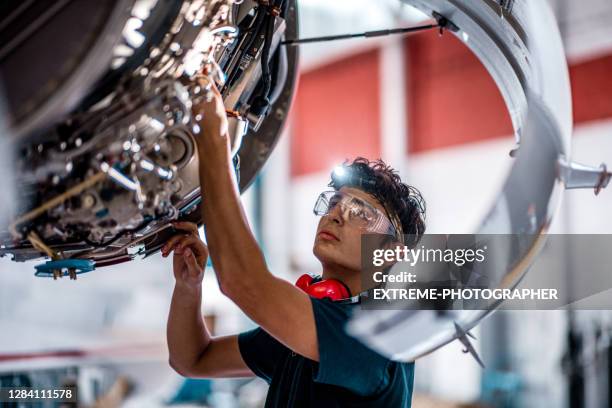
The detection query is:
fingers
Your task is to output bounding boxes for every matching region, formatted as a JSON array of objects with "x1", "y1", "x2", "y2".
[
  {"x1": 194, "y1": 76, "x2": 222, "y2": 105},
  {"x1": 161, "y1": 233, "x2": 188, "y2": 257},
  {"x1": 161, "y1": 221, "x2": 200, "y2": 257},
  {"x1": 196, "y1": 74, "x2": 213, "y2": 89},
  {"x1": 175, "y1": 235, "x2": 208, "y2": 261},
  {"x1": 193, "y1": 78, "x2": 225, "y2": 116},
  {"x1": 163, "y1": 234, "x2": 208, "y2": 266},
  {"x1": 184, "y1": 248, "x2": 203, "y2": 277},
  {"x1": 172, "y1": 221, "x2": 199, "y2": 235},
  {"x1": 196, "y1": 75, "x2": 221, "y2": 95}
]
